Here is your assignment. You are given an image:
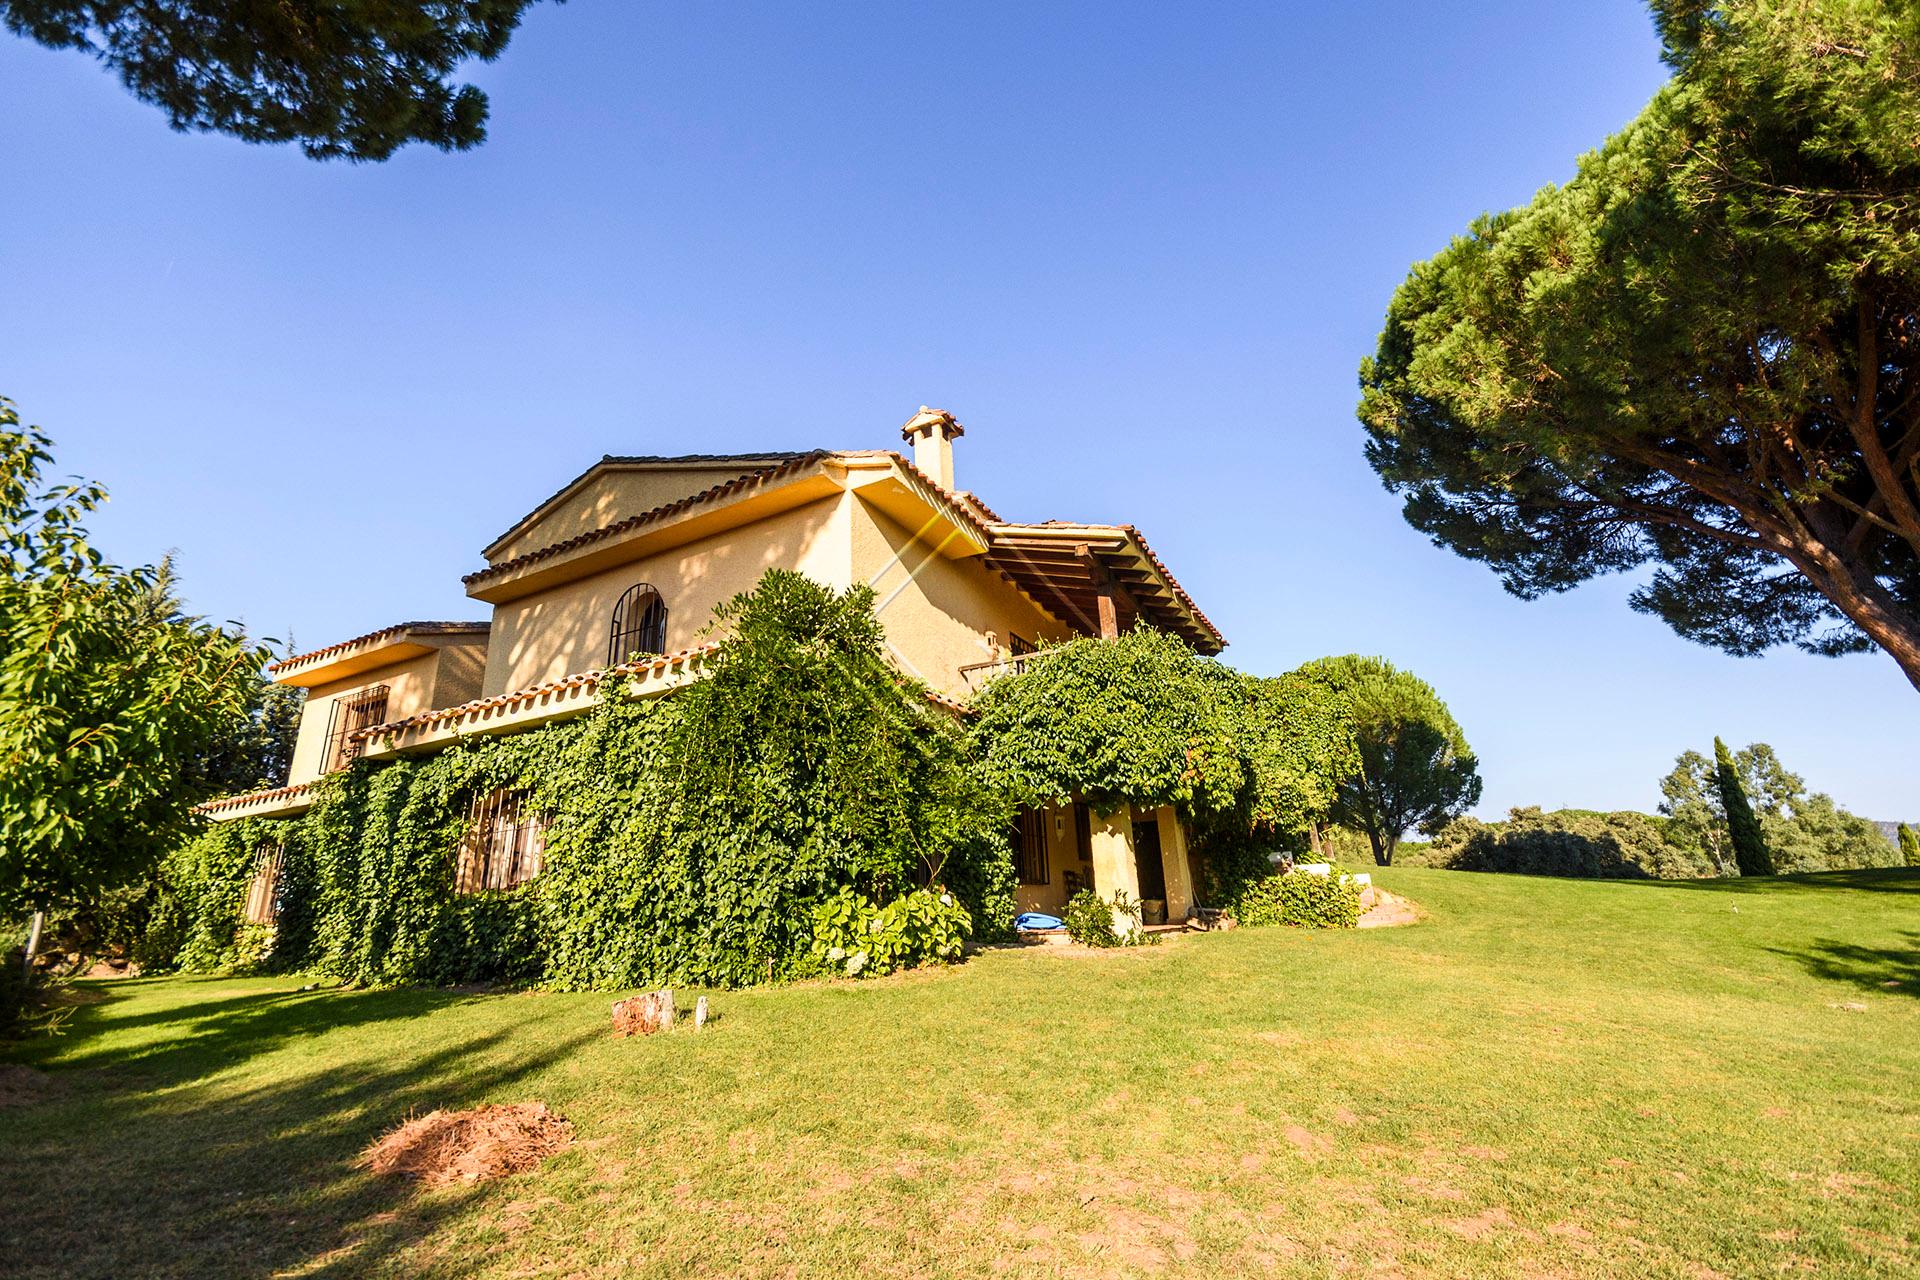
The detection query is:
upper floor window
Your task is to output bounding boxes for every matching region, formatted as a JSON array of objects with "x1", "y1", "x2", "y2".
[
  {"x1": 1008, "y1": 633, "x2": 1037, "y2": 657},
  {"x1": 326, "y1": 684, "x2": 390, "y2": 772},
  {"x1": 243, "y1": 840, "x2": 285, "y2": 924},
  {"x1": 608, "y1": 583, "x2": 669, "y2": 666},
  {"x1": 455, "y1": 787, "x2": 547, "y2": 893}
]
